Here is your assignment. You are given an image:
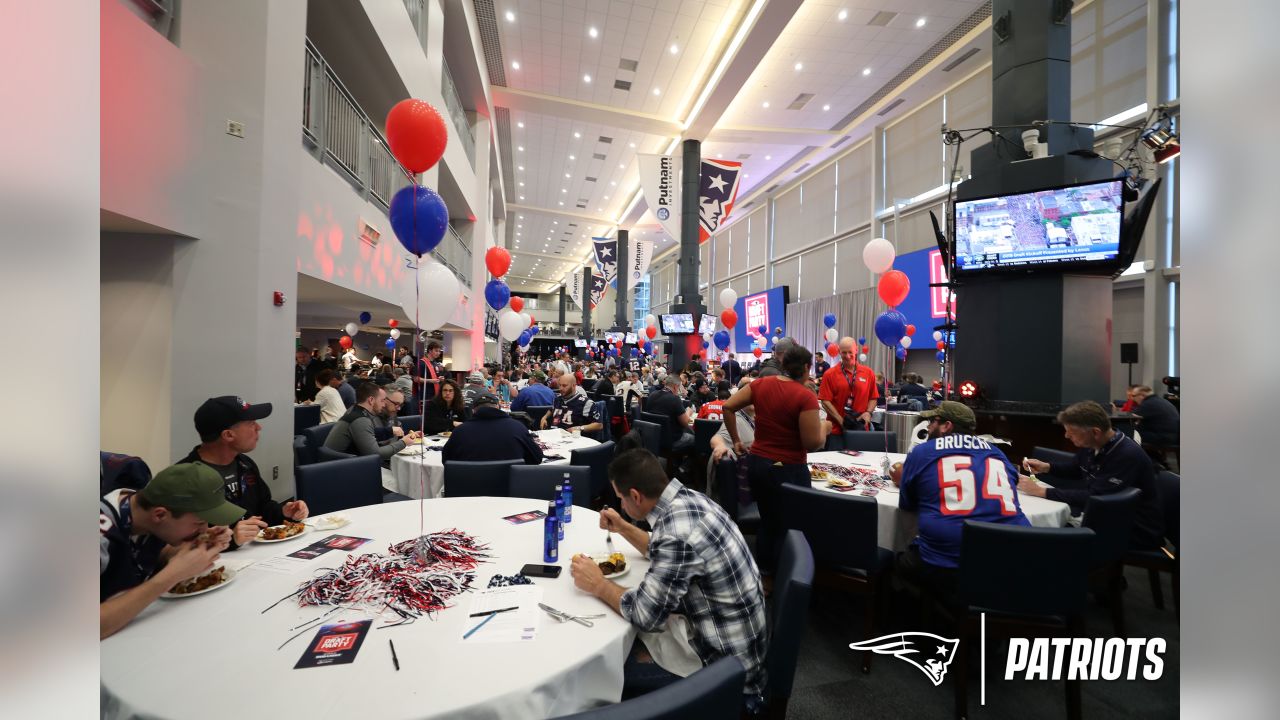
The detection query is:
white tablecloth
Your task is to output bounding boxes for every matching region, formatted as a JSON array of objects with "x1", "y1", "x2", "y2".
[
  {"x1": 387, "y1": 429, "x2": 601, "y2": 500},
  {"x1": 101, "y1": 497, "x2": 647, "y2": 720},
  {"x1": 805, "y1": 451, "x2": 1072, "y2": 552}
]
